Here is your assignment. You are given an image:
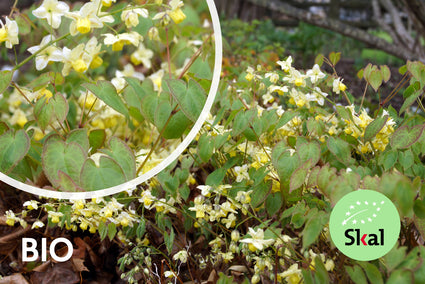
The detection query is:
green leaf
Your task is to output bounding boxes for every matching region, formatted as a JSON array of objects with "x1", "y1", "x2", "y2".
[
  {"x1": 136, "y1": 219, "x2": 146, "y2": 238},
  {"x1": 290, "y1": 163, "x2": 309, "y2": 193},
  {"x1": 297, "y1": 141, "x2": 321, "y2": 166},
  {"x1": 276, "y1": 110, "x2": 296, "y2": 129},
  {"x1": 57, "y1": 171, "x2": 81, "y2": 192},
  {"x1": 0, "y1": 70, "x2": 13, "y2": 94},
  {"x1": 345, "y1": 265, "x2": 367, "y2": 284},
  {"x1": 383, "y1": 246, "x2": 407, "y2": 272},
  {"x1": 313, "y1": 256, "x2": 330, "y2": 284},
  {"x1": 162, "y1": 110, "x2": 192, "y2": 139},
  {"x1": 265, "y1": 193, "x2": 282, "y2": 216},
  {"x1": 124, "y1": 77, "x2": 148, "y2": 102},
  {"x1": 67, "y1": 129, "x2": 89, "y2": 153},
  {"x1": 302, "y1": 269, "x2": 315, "y2": 284},
  {"x1": 414, "y1": 199, "x2": 425, "y2": 219},
  {"x1": 232, "y1": 109, "x2": 255, "y2": 136},
  {"x1": 390, "y1": 124, "x2": 425, "y2": 149},
  {"x1": 398, "y1": 149, "x2": 414, "y2": 170},
  {"x1": 206, "y1": 168, "x2": 226, "y2": 186},
  {"x1": 395, "y1": 177, "x2": 415, "y2": 216},
  {"x1": 80, "y1": 156, "x2": 127, "y2": 191},
  {"x1": 327, "y1": 136, "x2": 353, "y2": 165},
  {"x1": 0, "y1": 130, "x2": 30, "y2": 173},
  {"x1": 99, "y1": 221, "x2": 108, "y2": 241},
  {"x1": 272, "y1": 144, "x2": 301, "y2": 181},
  {"x1": 42, "y1": 137, "x2": 86, "y2": 189},
  {"x1": 108, "y1": 222, "x2": 117, "y2": 240},
  {"x1": 302, "y1": 210, "x2": 326, "y2": 249},
  {"x1": 407, "y1": 61, "x2": 425, "y2": 83},
  {"x1": 198, "y1": 133, "x2": 214, "y2": 162},
  {"x1": 28, "y1": 72, "x2": 64, "y2": 91},
  {"x1": 368, "y1": 69, "x2": 383, "y2": 91},
  {"x1": 386, "y1": 269, "x2": 412, "y2": 284},
  {"x1": 187, "y1": 57, "x2": 213, "y2": 80},
  {"x1": 314, "y1": 54, "x2": 324, "y2": 67},
  {"x1": 379, "y1": 150, "x2": 398, "y2": 171},
  {"x1": 165, "y1": 79, "x2": 207, "y2": 122},
  {"x1": 380, "y1": 65, "x2": 391, "y2": 82},
  {"x1": 34, "y1": 92, "x2": 69, "y2": 130},
  {"x1": 329, "y1": 51, "x2": 341, "y2": 66},
  {"x1": 336, "y1": 105, "x2": 353, "y2": 122},
  {"x1": 101, "y1": 137, "x2": 136, "y2": 180},
  {"x1": 358, "y1": 262, "x2": 383, "y2": 284},
  {"x1": 83, "y1": 81, "x2": 129, "y2": 118},
  {"x1": 164, "y1": 230, "x2": 175, "y2": 254},
  {"x1": 400, "y1": 89, "x2": 422, "y2": 114},
  {"x1": 88, "y1": 129, "x2": 106, "y2": 153},
  {"x1": 364, "y1": 115, "x2": 388, "y2": 142}
]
